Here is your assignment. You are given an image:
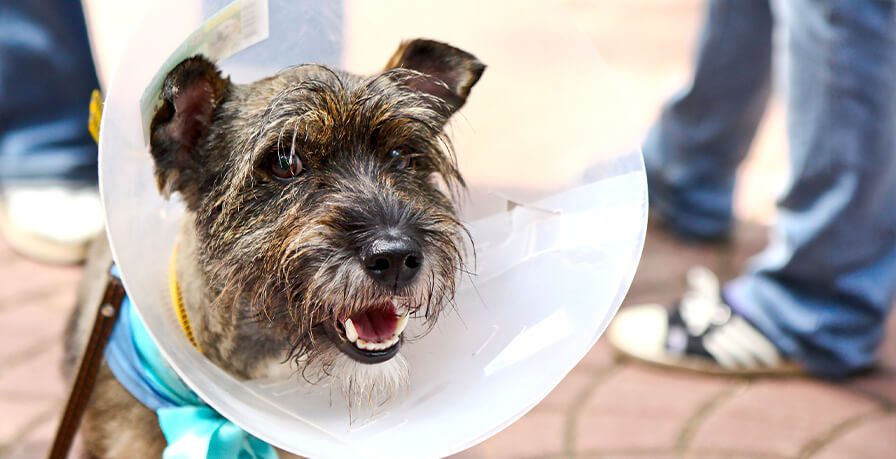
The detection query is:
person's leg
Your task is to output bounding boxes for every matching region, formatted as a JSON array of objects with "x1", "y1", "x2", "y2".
[
  {"x1": 726, "y1": 0, "x2": 896, "y2": 378},
  {"x1": 0, "y1": 0, "x2": 103, "y2": 264},
  {"x1": 0, "y1": 0, "x2": 99, "y2": 185},
  {"x1": 645, "y1": 0, "x2": 773, "y2": 241}
]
